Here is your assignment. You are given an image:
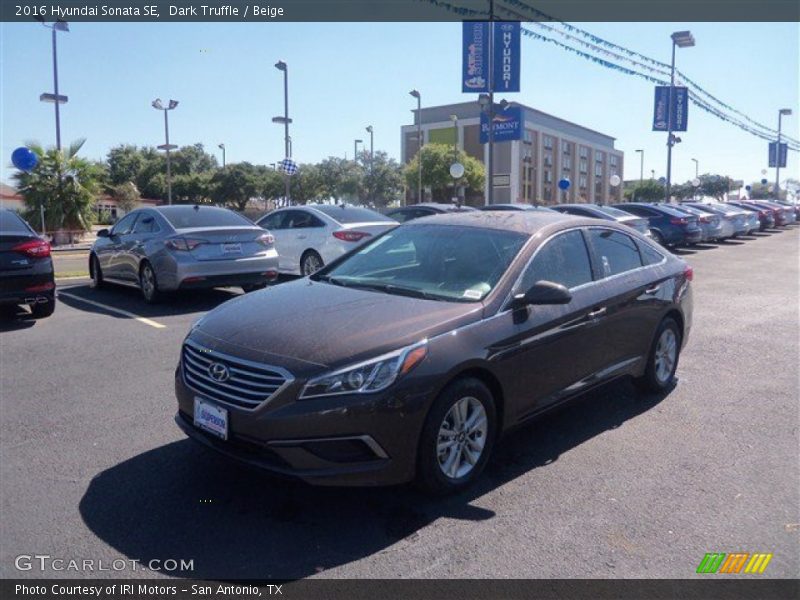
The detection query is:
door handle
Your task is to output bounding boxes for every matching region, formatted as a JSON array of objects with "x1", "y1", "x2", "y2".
[
  {"x1": 587, "y1": 307, "x2": 606, "y2": 319},
  {"x1": 297, "y1": 235, "x2": 307, "y2": 239},
  {"x1": 644, "y1": 284, "x2": 661, "y2": 295}
]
